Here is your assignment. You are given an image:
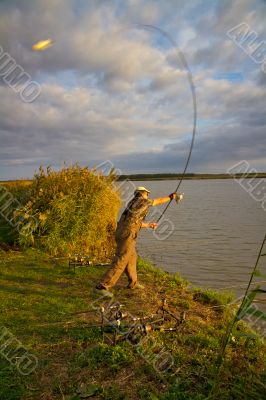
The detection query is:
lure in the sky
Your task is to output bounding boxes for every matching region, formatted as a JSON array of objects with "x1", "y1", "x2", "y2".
[{"x1": 31, "y1": 39, "x2": 54, "y2": 52}]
